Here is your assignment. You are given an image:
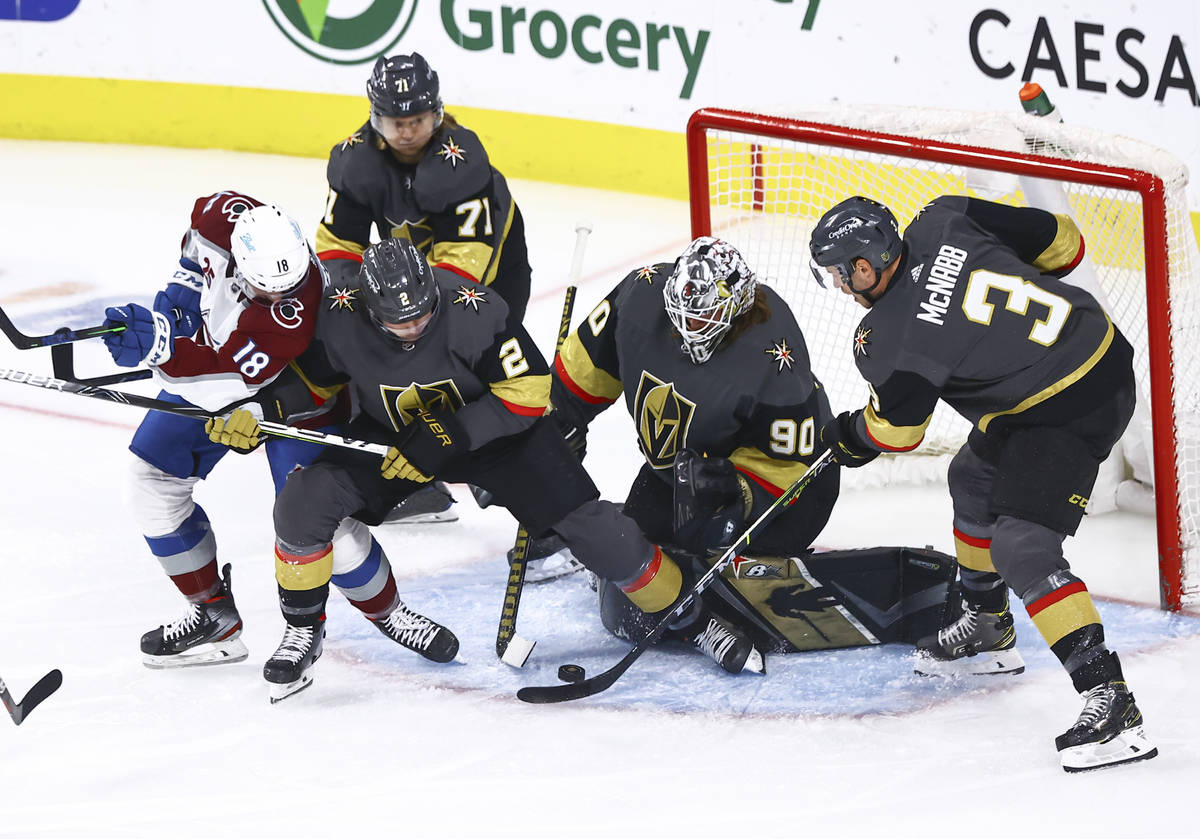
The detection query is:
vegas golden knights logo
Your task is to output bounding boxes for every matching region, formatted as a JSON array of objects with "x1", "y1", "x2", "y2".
[
  {"x1": 381, "y1": 380, "x2": 465, "y2": 431},
  {"x1": 633, "y1": 372, "x2": 696, "y2": 469}
]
